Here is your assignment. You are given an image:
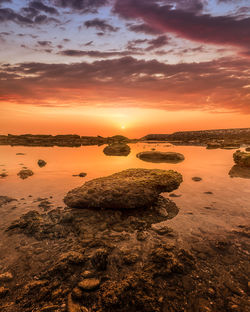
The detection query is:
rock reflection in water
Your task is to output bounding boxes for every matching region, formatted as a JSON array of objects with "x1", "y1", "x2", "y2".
[{"x1": 229, "y1": 165, "x2": 250, "y2": 179}]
